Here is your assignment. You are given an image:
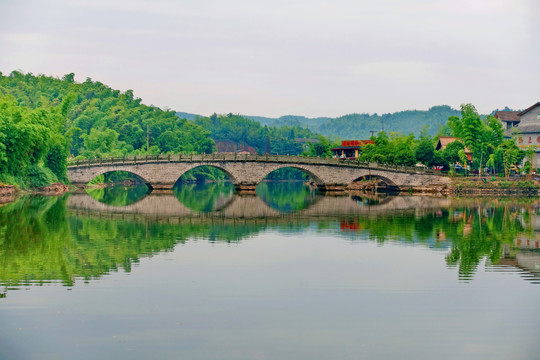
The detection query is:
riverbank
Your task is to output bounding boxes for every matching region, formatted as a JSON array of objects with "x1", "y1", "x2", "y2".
[
  {"x1": 346, "y1": 177, "x2": 540, "y2": 195},
  {"x1": 444, "y1": 177, "x2": 539, "y2": 195},
  {"x1": 0, "y1": 183, "x2": 71, "y2": 204}
]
